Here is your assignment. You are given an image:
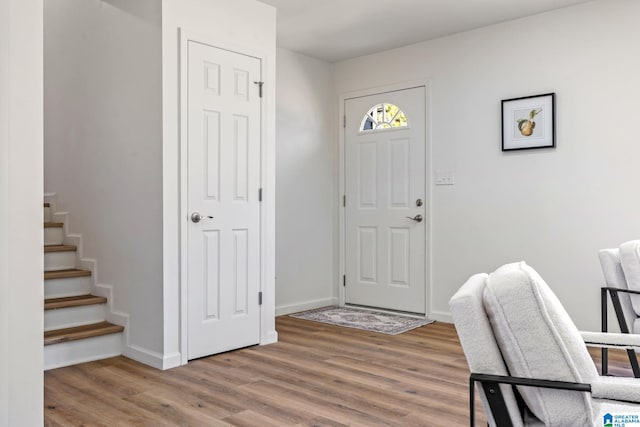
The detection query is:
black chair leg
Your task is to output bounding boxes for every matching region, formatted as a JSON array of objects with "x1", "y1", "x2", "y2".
[
  {"x1": 602, "y1": 288, "x2": 608, "y2": 376},
  {"x1": 605, "y1": 288, "x2": 640, "y2": 378},
  {"x1": 470, "y1": 377, "x2": 475, "y2": 427},
  {"x1": 628, "y1": 349, "x2": 640, "y2": 378}
]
